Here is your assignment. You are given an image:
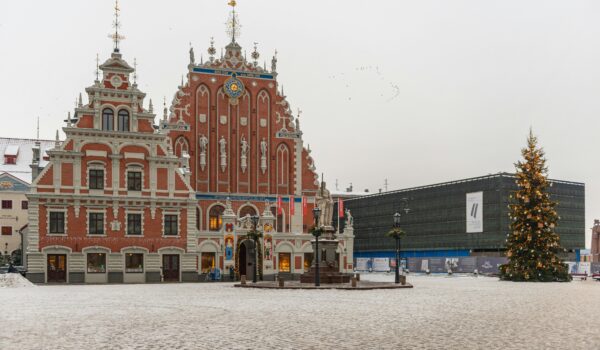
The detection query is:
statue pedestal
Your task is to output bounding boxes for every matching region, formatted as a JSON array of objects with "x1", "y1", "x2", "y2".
[{"x1": 300, "y1": 226, "x2": 351, "y2": 284}]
